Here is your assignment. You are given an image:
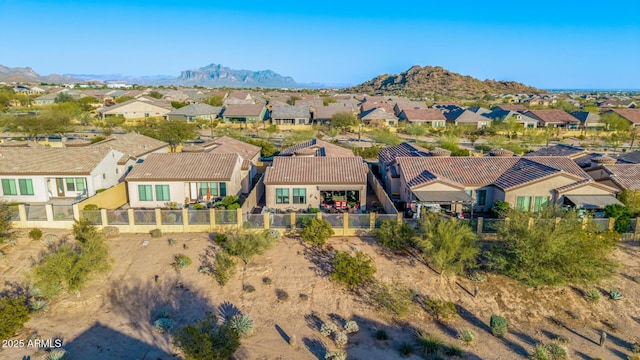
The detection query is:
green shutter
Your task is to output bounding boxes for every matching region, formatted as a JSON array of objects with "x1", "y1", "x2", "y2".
[
  {"x1": 18, "y1": 179, "x2": 34, "y2": 195},
  {"x1": 138, "y1": 185, "x2": 153, "y2": 201},
  {"x1": 219, "y1": 182, "x2": 226, "y2": 197},
  {"x1": 2, "y1": 179, "x2": 17, "y2": 196},
  {"x1": 75, "y1": 178, "x2": 86, "y2": 192},
  {"x1": 156, "y1": 185, "x2": 170, "y2": 201}
]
